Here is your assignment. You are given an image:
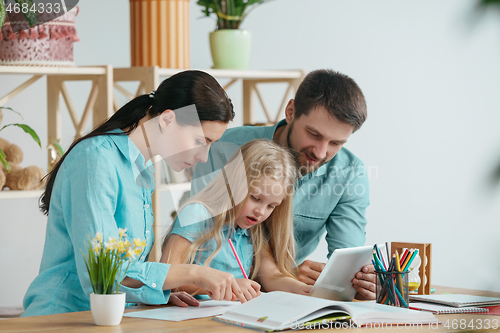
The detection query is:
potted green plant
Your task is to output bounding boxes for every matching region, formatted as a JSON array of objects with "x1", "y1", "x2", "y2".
[
  {"x1": 83, "y1": 229, "x2": 146, "y2": 326},
  {"x1": 197, "y1": 0, "x2": 273, "y2": 69}
]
